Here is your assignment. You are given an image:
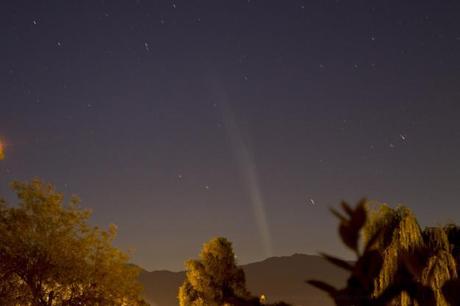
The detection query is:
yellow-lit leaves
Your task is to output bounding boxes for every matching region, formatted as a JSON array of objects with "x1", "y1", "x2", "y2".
[
  {"x1": 0, "y1": 179, "x2": 147, "y2": 305},
  {"x1": 179, "y1": 237, "x2": 251, "y2": 306},
  {"x1": 309, "y1": 200, "x2": 460, "y2": 306}
]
